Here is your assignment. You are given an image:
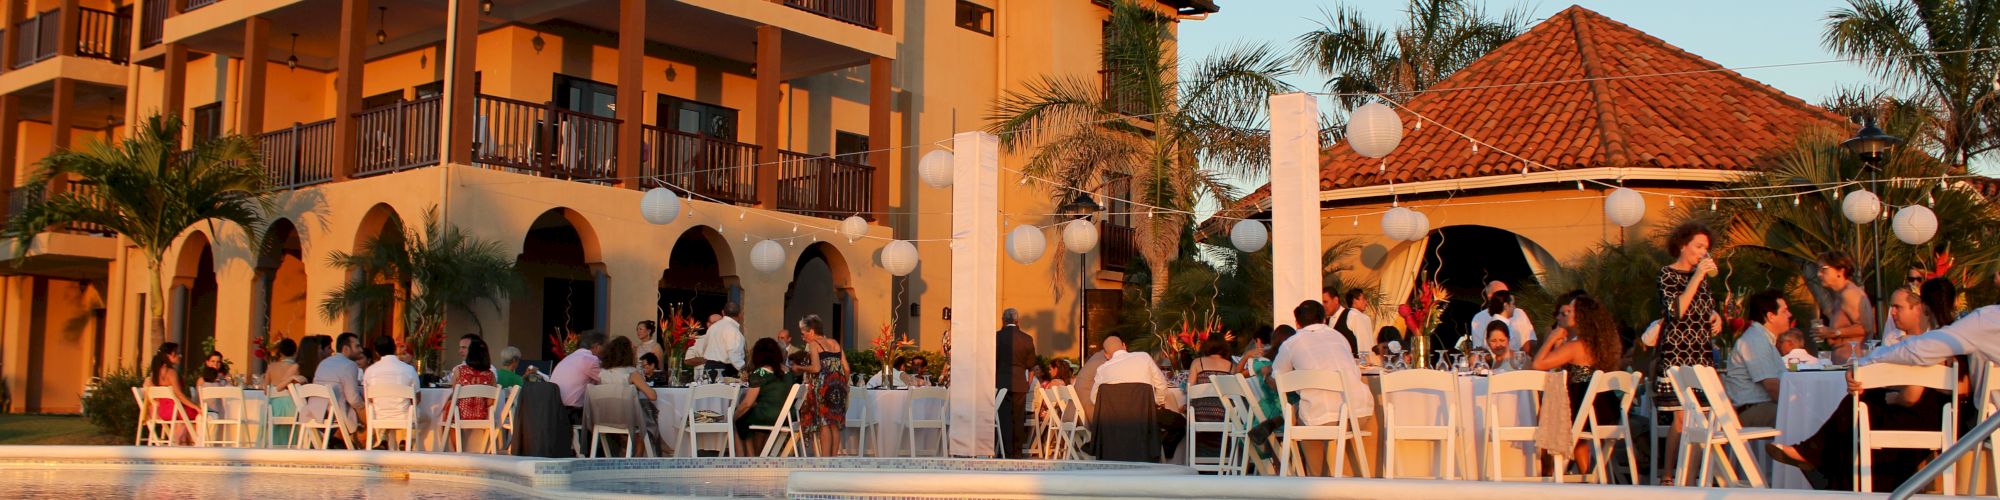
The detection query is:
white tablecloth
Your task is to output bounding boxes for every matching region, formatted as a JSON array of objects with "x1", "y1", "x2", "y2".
[
  {"x1": 1368, "y1": 374, "x2": 1535, "y2": 480},
  {"x1": 1771, "y1": 370, "x2": 1849, "y2": 489},
  {"x1": 651, "y1": 386, "x2": 945, "y2": 457},
  {"x1": 236, "y1": 387, "x2": 451, "y2": 449}
]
